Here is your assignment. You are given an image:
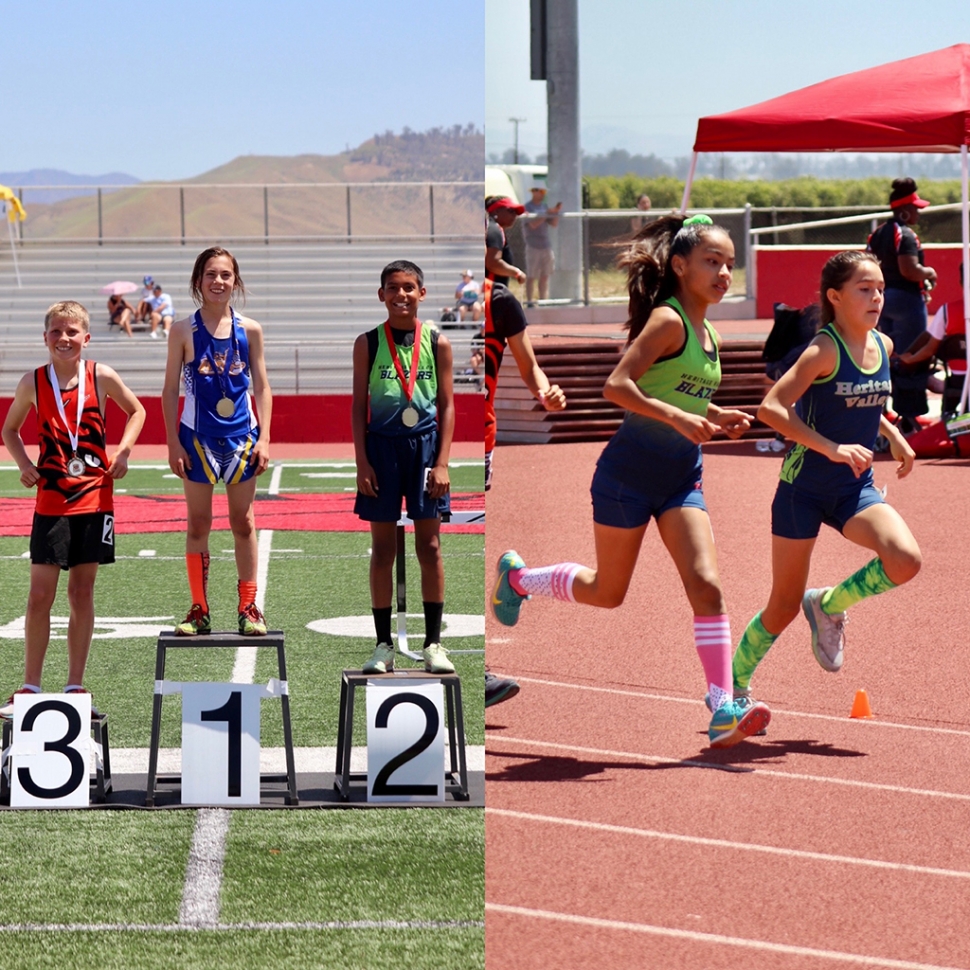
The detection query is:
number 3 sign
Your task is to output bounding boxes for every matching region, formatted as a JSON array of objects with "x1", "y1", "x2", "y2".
[
  {"x1": 366, "y1": 681, "x2": 445, "y2": 803},
  {"x1": 10, "y1": 693, "x2": 92, "y2": 808}
]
